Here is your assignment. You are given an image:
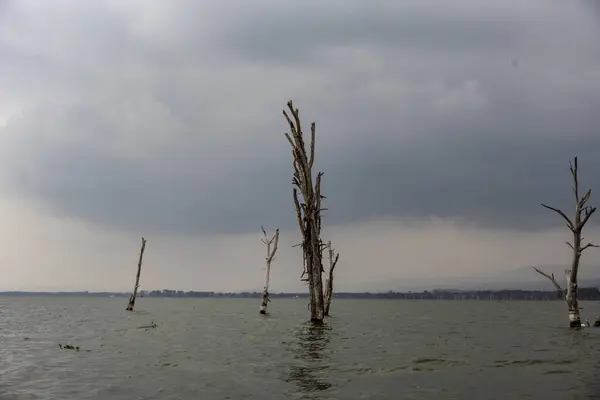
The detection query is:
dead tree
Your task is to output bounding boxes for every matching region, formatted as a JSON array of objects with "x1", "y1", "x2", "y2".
[
  {"x1": 323, "y1": 241, "x2": 339, "y2": 317},
  {"x1": 126, "y1": 237, "x2": 147, "y2": 312},
  {"x1": 259, "y1": 226, "x2": 279, "y2": 315},
  {"x1": 283, "y1": 100, "x2": 327, "y2": 323},
  {"x1": 532, "y1": 157, "x2": 597, "y2": 328}
]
